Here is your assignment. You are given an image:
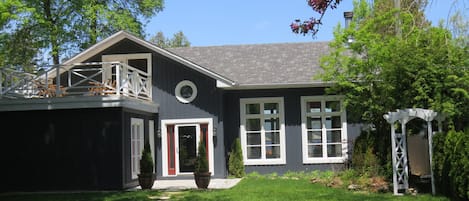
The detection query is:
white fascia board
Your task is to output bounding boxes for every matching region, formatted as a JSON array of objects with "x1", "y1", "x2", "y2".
[{"x1": 220, "y1": 82, "x2": 336, "y2": 90}]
